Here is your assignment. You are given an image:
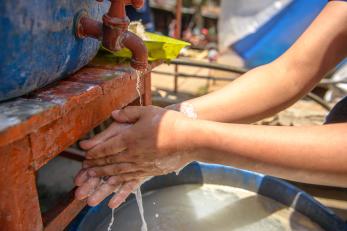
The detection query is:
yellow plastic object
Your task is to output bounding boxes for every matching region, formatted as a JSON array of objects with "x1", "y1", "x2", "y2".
[{"x1": 103, "y1": 32, "x2": 191, "y2": 61}]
